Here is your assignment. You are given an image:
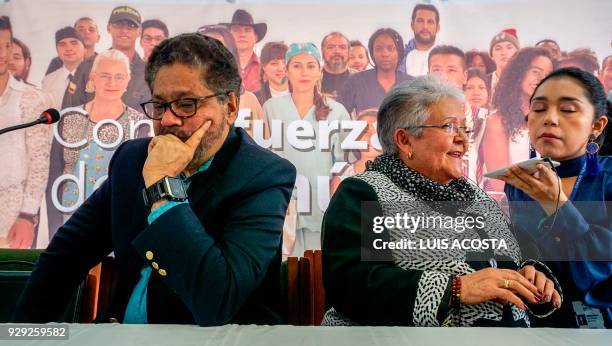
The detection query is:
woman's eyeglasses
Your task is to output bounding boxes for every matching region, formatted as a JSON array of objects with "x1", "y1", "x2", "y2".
[{"x1": 405, "y1": 123, "x2": 474, "y2": 135}]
